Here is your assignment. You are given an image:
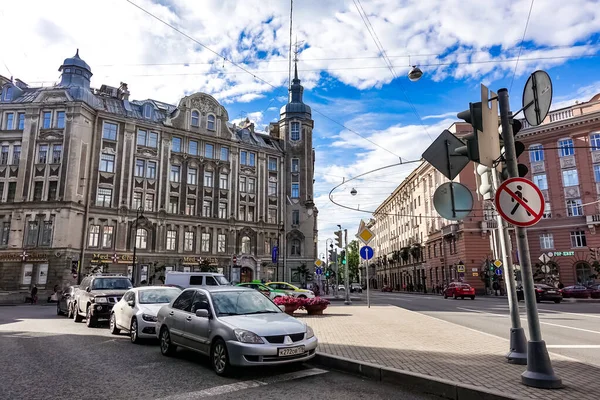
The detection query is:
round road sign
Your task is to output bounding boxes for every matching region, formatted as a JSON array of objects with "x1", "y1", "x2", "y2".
[{"x1": 495, "y1": 177, "x2": 544, "y2": 227}]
